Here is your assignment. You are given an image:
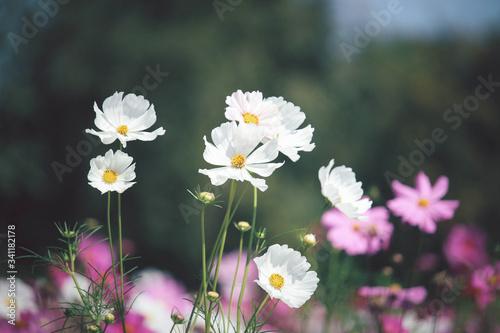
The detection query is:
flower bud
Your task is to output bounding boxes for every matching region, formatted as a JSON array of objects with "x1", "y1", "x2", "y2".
[
  {"x1": 382, "y1": 266, "x2": 393, "y2": 276},
  {"x1": 104, "y1": 313, "x2": 115, "y2": 325},
  {"x1": 62, "y1": 230, "x2": 76, "y2": 238},
  {"x1": 235, "y1": 221, "x2": 251, "y2": 232},
  {"x1": 171, "y1": 311, "x2": 185, "y2": 324},
  {"x1": 207, "y1": 291, "x2": 220, "y2": 302},
  {"x1": 255, "y1": 227, "x2": 267, "y2": 239},
  {"x1": 200, "y1": 192, "x2": 215, "y2": 202},
  {"x1": 303, "y1": 234, "x2": 317, "y2": 248},
  {"x1": 88, "y1": 324, "x2": 100, "y2": 332}
]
